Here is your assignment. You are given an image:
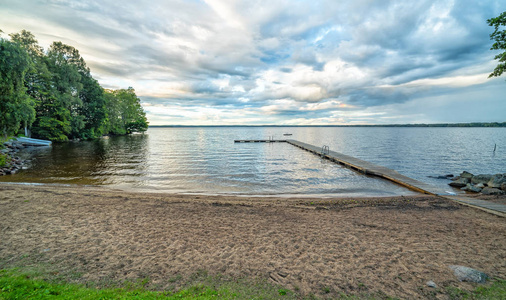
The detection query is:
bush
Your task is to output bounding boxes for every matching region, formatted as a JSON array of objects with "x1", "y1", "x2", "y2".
[{"x1": 0, "y1": 153, "x2": 9, "y2": 167}]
